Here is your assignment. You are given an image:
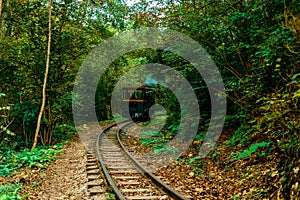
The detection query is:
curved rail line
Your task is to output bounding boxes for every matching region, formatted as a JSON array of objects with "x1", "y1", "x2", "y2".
[{"x1": 96, "y1": 121, "x2": 189, "y2": 200}]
